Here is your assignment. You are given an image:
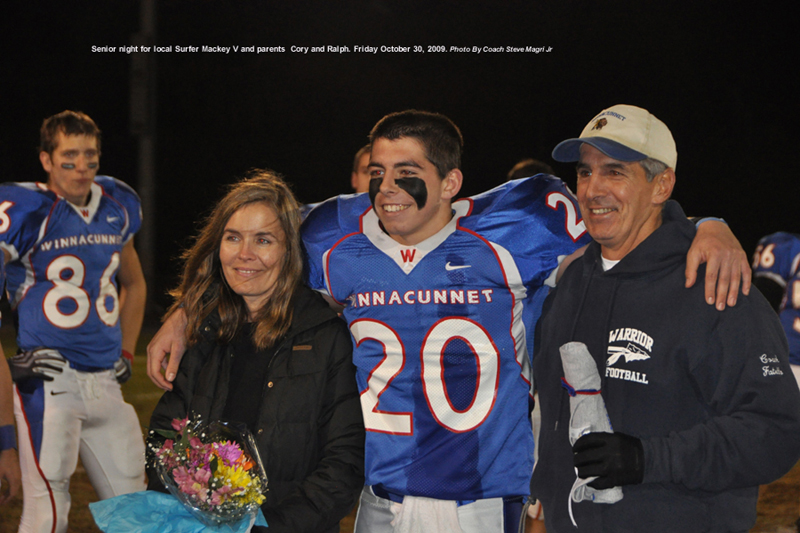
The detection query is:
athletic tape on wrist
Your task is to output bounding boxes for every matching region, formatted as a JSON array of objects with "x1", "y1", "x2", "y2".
[{"x1": 560, "y1": 377, "x2": 601, "y2": 397}]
